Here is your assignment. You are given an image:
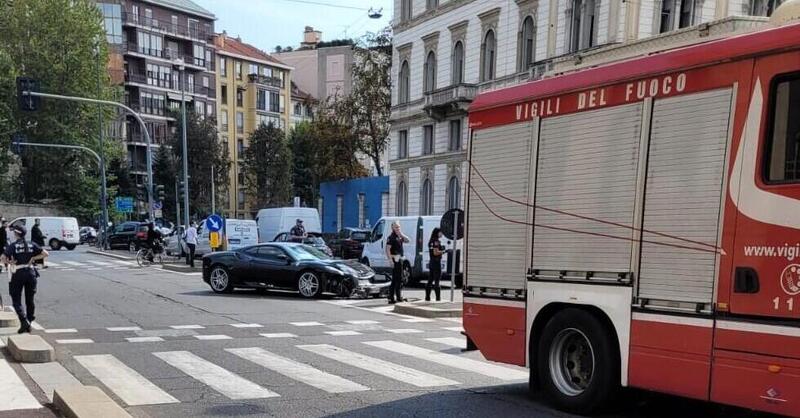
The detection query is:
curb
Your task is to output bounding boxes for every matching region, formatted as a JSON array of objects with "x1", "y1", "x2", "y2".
[
  {"x1": 7, "y1": 334, "x2": 54, "y2": 363},
  {"x1": 86, "y1": 250, "x2": 133, "y2": 261},
  {"x1": 54, "y1": 386, "x2": 131, "y2": 418},
  {"x1": 0, "y1": 311, "x2": 20, "y2": 328},
  {"x1": 393, "y1": 302, "x2": 462, "y2": 318},
  {"x1": 161, "y1": 264, "x2": 201, "y2": 273}
]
